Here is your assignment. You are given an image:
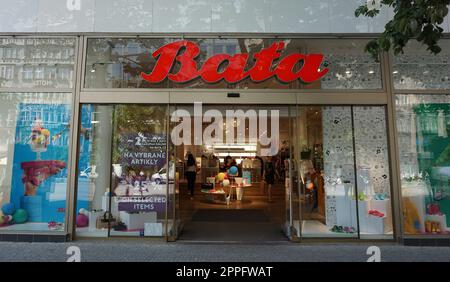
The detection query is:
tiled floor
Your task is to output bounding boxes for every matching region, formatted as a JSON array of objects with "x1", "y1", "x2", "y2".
[{"x1": 178, "y1": 182, "x2": 288, "y2": 242}]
